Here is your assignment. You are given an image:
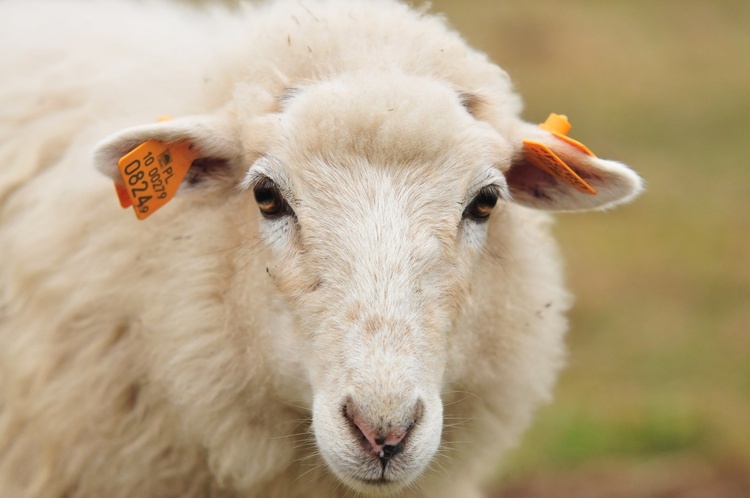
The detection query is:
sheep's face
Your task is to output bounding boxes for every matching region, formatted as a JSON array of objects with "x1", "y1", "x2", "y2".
[{"x1": 245, "y1": 74, "x2": 511, "y2": 493}]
